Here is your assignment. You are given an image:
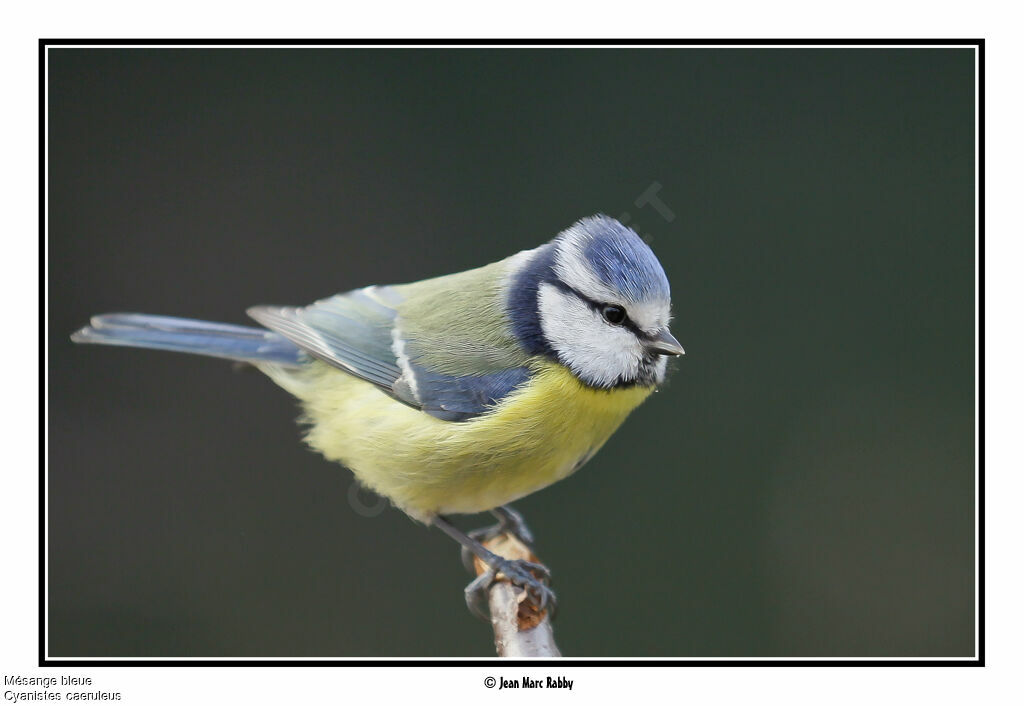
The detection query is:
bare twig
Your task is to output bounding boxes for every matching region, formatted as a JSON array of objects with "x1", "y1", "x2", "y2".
[{"x1": 473, "y1": 533, "x2": 561, "y2": 657}]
